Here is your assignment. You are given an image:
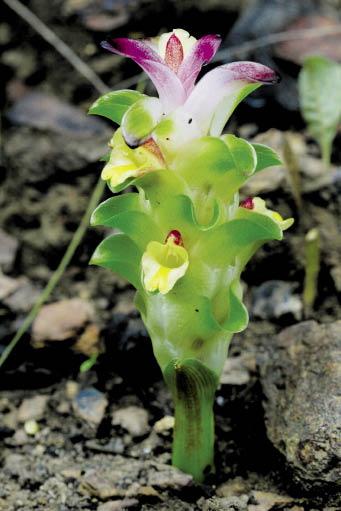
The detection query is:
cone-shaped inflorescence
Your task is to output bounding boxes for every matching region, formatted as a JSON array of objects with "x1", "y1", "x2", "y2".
[{"x1": 89, "y1": 29, "x2": 293, "y2": 483}]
